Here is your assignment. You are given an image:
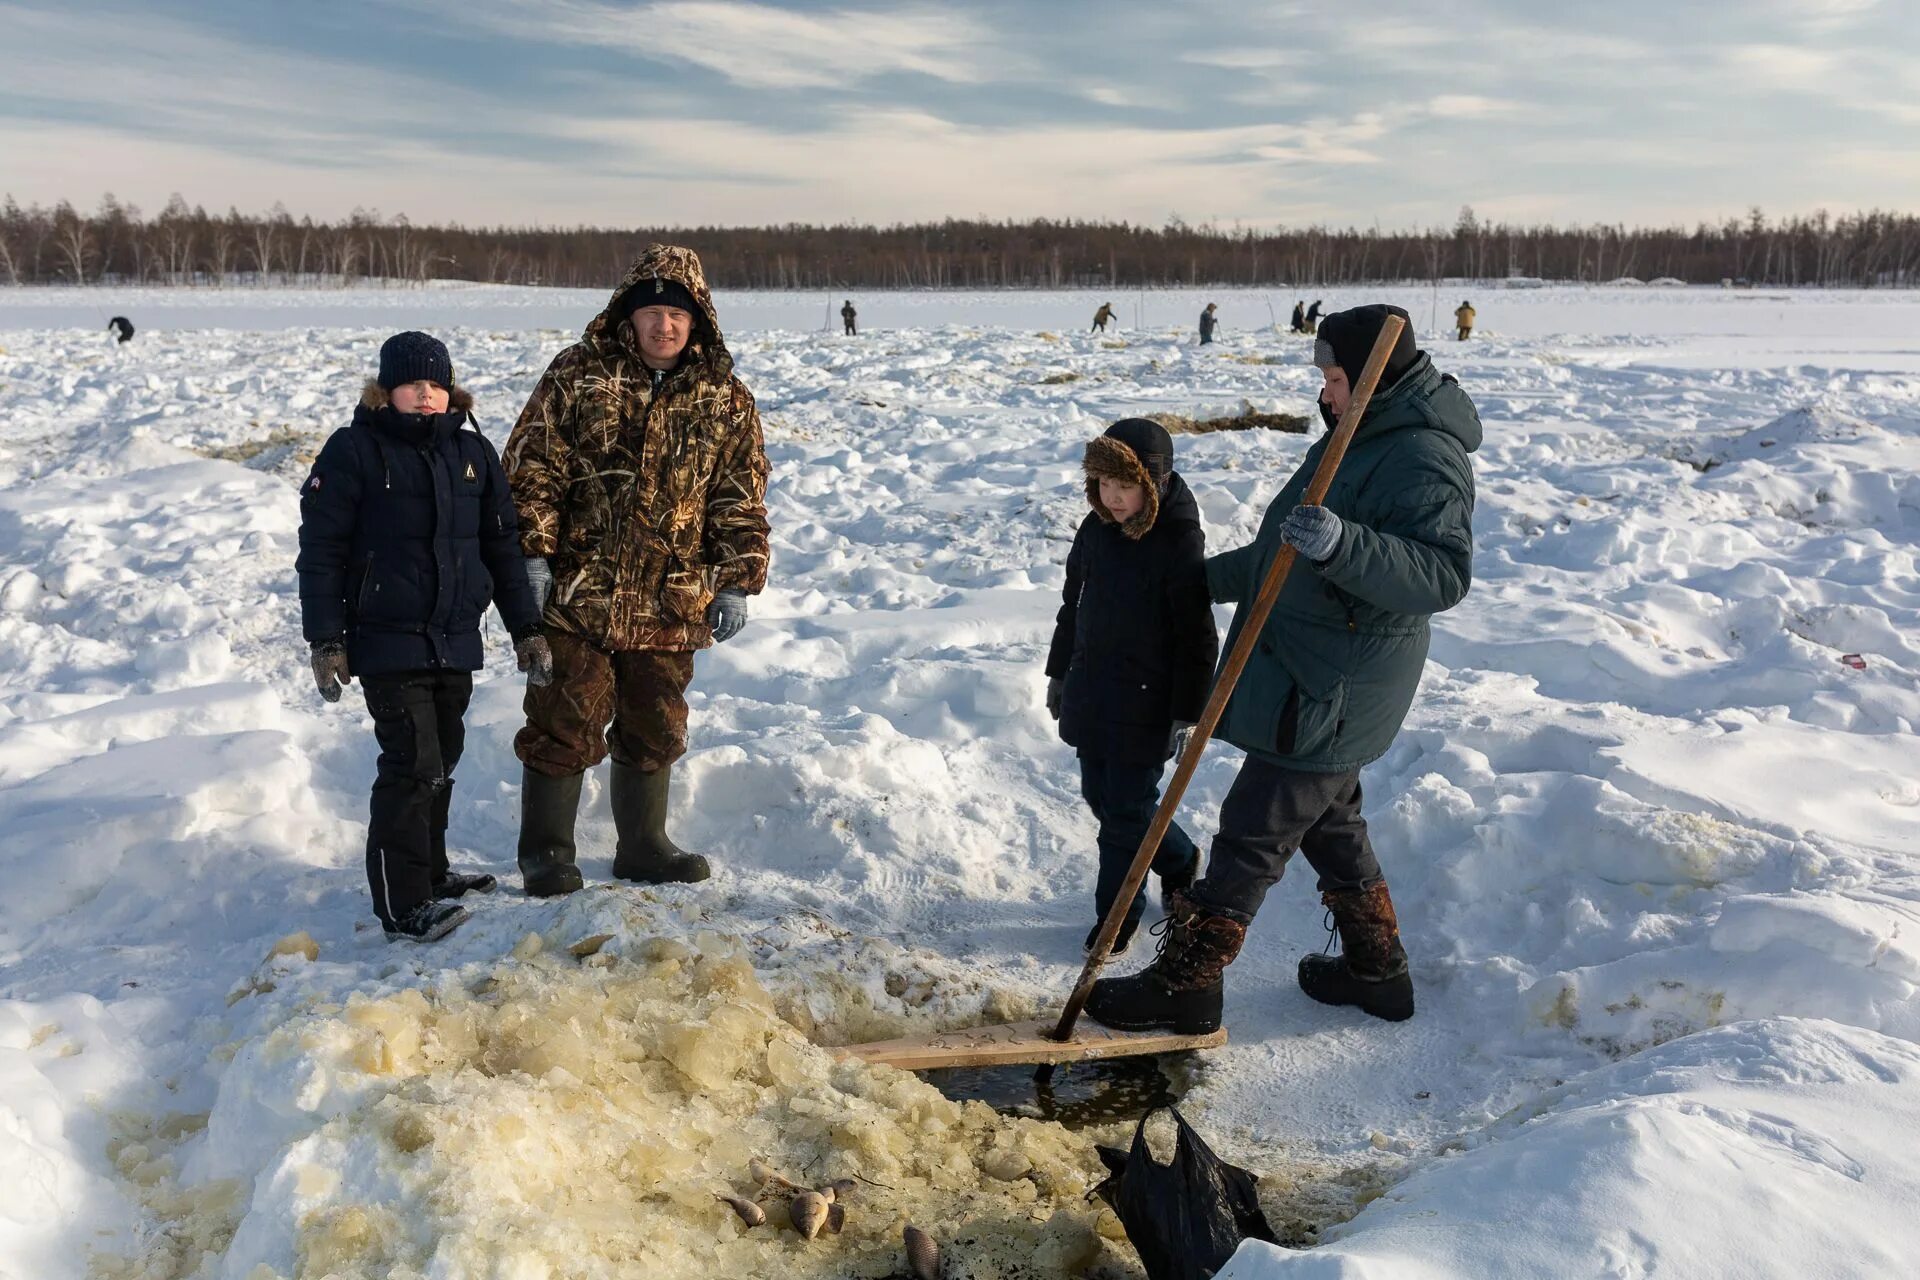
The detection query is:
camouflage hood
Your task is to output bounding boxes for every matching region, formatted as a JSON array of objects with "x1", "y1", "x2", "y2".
[
  {"x1": 582, "y1": 243, "x2": 733, "y2": 384},
  {"x1": 504, "y1": 240, "x2": 770, "y2": 653}
]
